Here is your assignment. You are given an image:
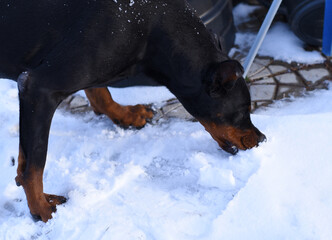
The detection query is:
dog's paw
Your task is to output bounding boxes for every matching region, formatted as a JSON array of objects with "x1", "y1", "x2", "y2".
[
  {"x1": 114, "y1": 104, "x2": 154, "y2": 129},
  {"x1": 30, "y1": 193, "x2": 67, "y2": 222}
]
